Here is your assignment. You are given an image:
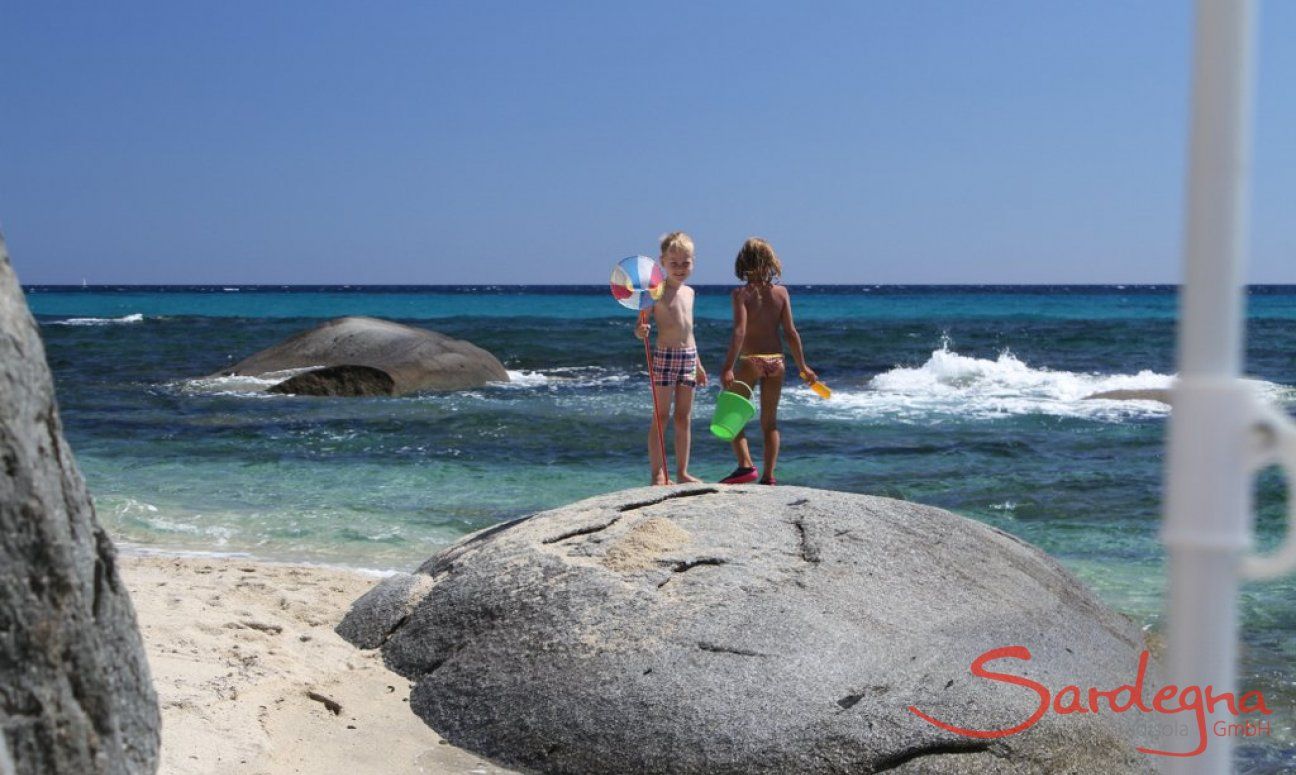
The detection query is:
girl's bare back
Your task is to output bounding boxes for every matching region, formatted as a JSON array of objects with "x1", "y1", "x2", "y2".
[{"x1": 735, "y1": 284, "x2": 788, "y2": 354}]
